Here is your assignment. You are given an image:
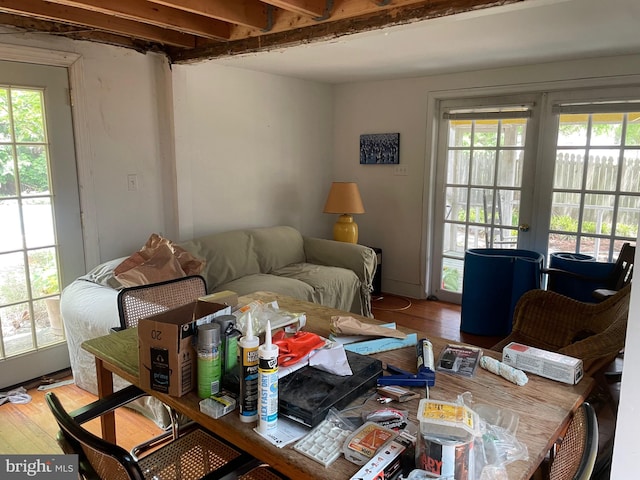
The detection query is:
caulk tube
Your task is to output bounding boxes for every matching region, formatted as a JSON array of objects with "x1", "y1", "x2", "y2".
[
  {"x1": 238, "y1": 312, "x2": 259, "y2": 423},
  {"x1": 258, "y1": 319, "x2": 279, "y2": 434}
]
